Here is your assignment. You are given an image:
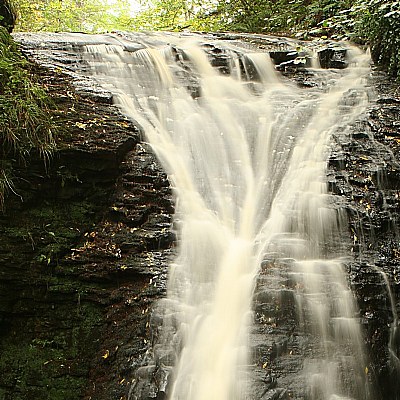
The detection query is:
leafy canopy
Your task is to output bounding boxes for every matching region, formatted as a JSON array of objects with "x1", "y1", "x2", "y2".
[
  {"x1": 12, "y1": 0, "x2": 132, "y2": 32},
  {"x1": 9, "y1": 0, "x2": 400, "y2": 78},
  {"x1": 129, "y1": 0, "x2": 400, "y2": 80}
]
